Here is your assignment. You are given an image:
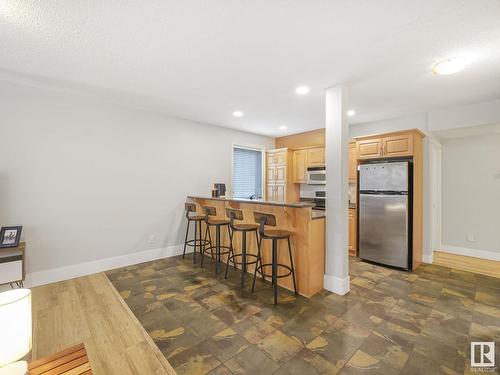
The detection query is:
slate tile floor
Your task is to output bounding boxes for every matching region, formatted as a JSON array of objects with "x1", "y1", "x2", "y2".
[{"x1": 106, "y1": 255, "x2": 500, "y2": 375}]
